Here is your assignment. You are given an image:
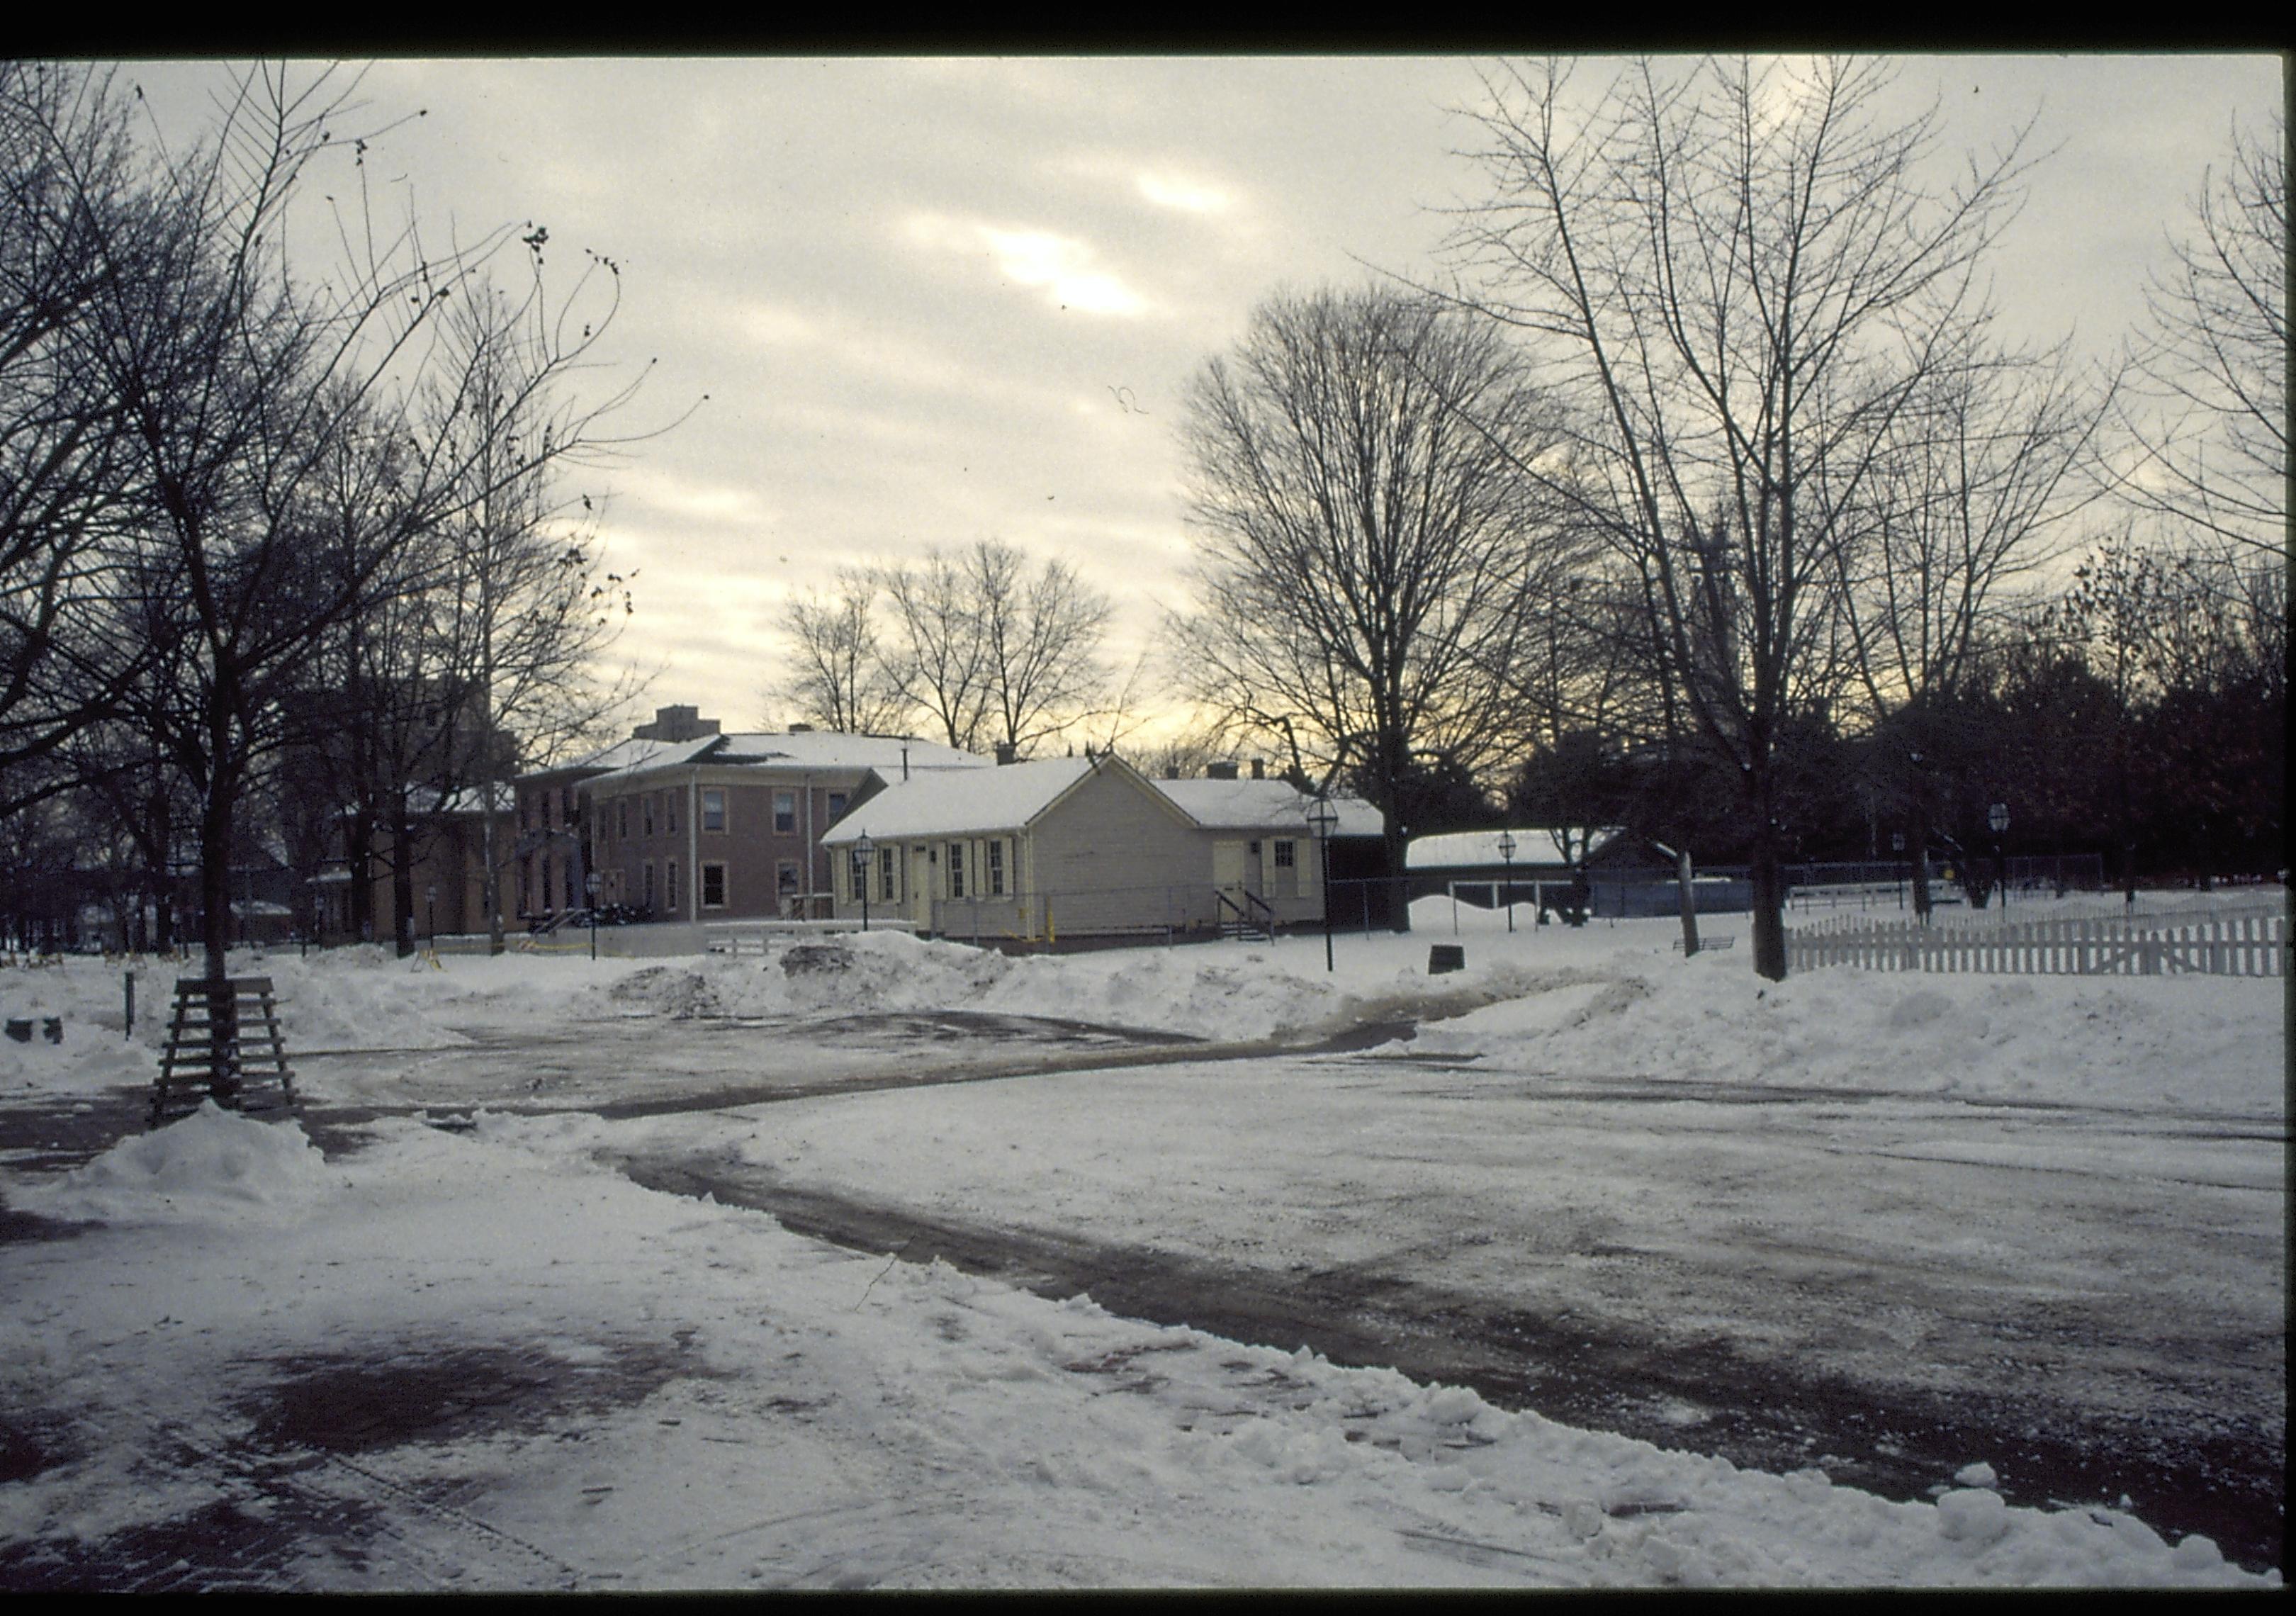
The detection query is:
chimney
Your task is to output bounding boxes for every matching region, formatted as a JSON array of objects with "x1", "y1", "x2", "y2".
[
  {"x1": 995, "y1": 741, "x2": 1017, "y2": 765},
  {"x1": 1250, "y1": 758, "x2": 1265, "y2": 779},
  {"x1": 1164, "y1": 766, "x2": 1180, "y2": 780},
  {"x1": 632, "y1": 705, "x2": 720, "y2": 742},
  {"x1": 1206, "y1": 761, "x2": 1239, "y2": 780}
]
